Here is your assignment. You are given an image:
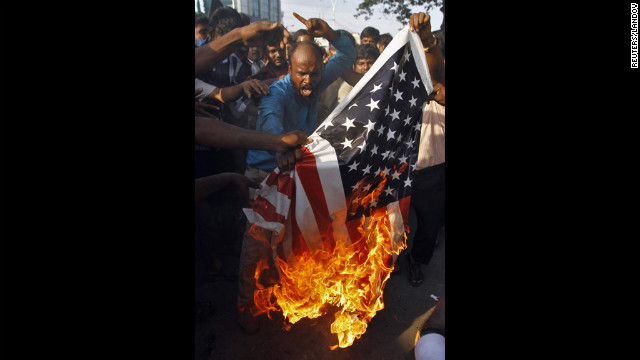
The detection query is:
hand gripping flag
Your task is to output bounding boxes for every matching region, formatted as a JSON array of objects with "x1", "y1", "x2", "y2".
[{"x1": 243, "y1": 27, "x2": 433, "y2": 348}]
